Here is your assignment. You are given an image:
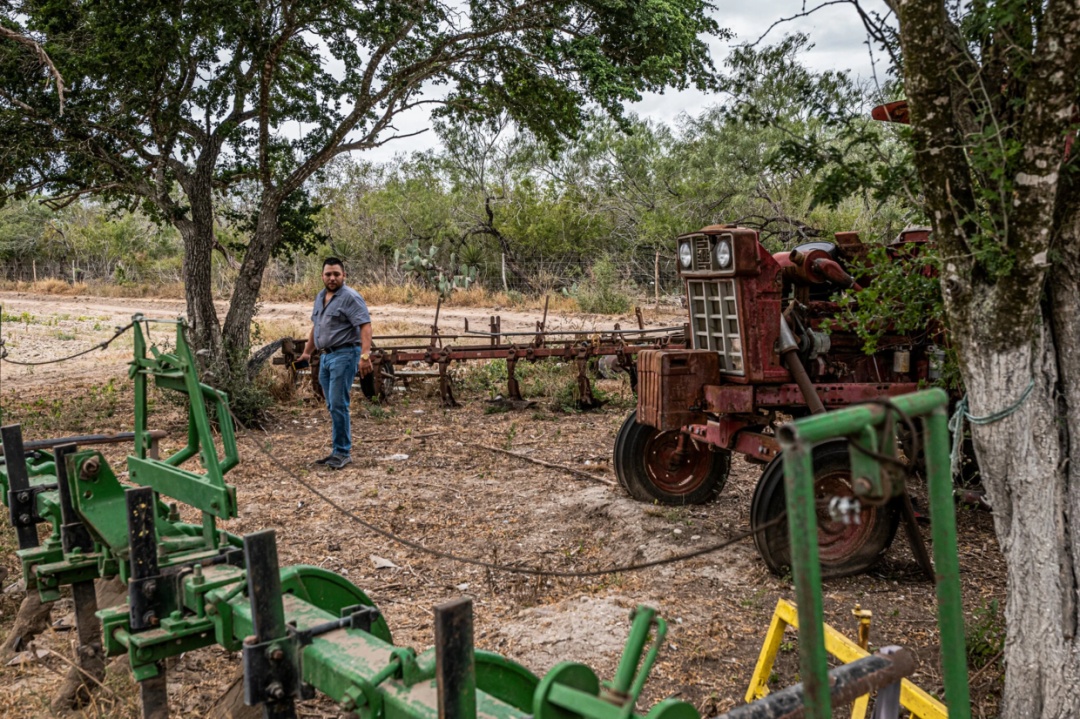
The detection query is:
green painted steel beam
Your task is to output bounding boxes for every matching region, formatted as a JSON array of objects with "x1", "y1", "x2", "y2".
[
  {"x1": 128, "y1": 456, "x2": 237, "y2": 518},
  {"x1": 923, "y1": 409, "x2": 972, "y2": 719}
]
